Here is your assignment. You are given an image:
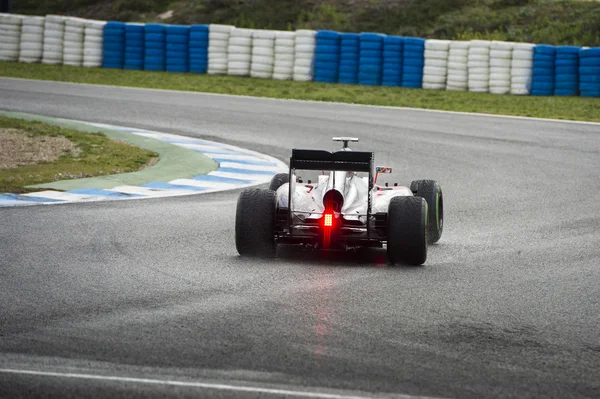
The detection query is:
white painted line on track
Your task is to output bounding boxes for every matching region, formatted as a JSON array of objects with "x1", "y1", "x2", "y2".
[
  {"x1": 3, "y1": 77, "x2": 599, "y2": 126},
  {"x1": 0, "y1": 368, "x2": 441, "y2": 399}
]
